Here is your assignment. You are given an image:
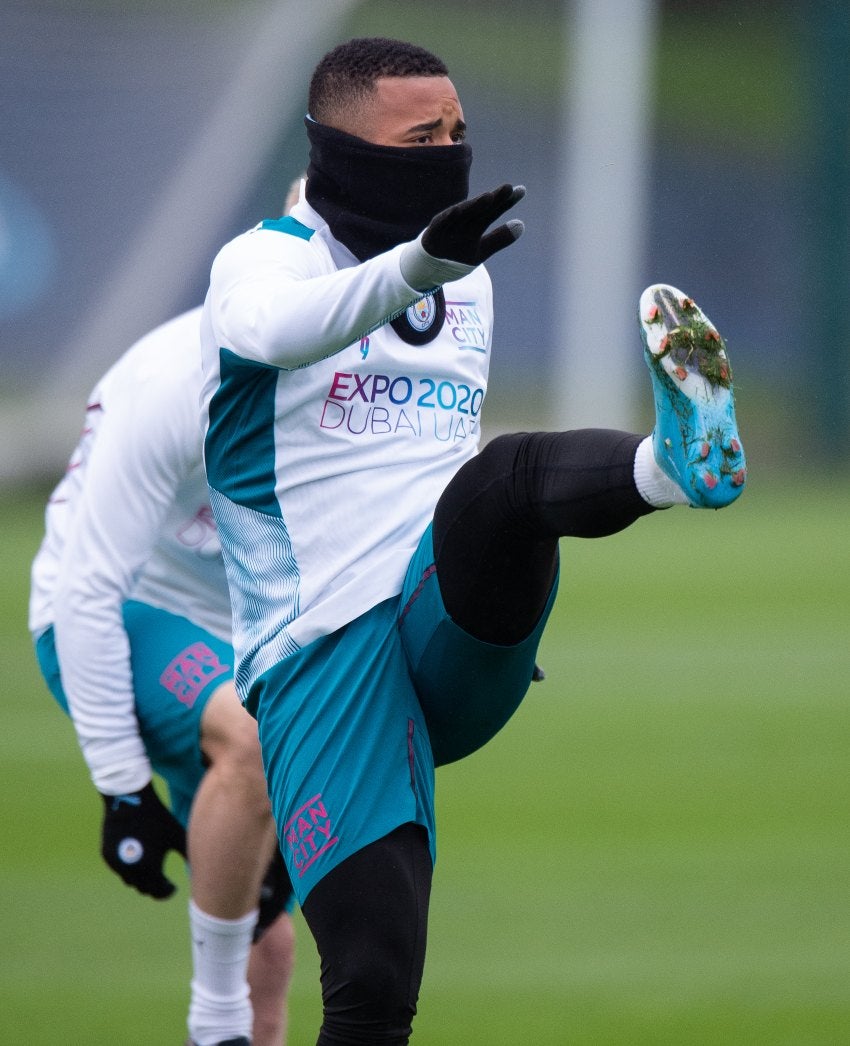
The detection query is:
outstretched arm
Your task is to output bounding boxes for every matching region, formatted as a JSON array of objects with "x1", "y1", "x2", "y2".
[{"x1": 207, "y1": 184, "x2": 525, "y2": 372}]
